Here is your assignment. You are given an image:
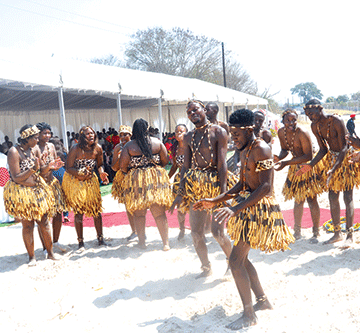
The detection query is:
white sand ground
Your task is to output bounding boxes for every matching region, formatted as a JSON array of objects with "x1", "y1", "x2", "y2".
[{"x1": 1, "y1": 137, "x2": 360, "y2": 333}]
